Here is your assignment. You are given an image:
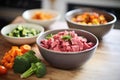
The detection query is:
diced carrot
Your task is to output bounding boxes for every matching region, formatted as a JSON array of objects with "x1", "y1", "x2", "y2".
[
  {"x1": 20, "y1": 44, "x2": 31, "y2": 54},
  {"x1": 17, "y1": 52, "x2": 23, "y2": 56},
  {"x1": 0, "y1": 44, "x2": 32, "y2": 69},
  {"x1": 10, "y1": 58, "x2": 14, "y2": 63},
  {"x1": 15, "y1": 49, "x2": 22, "y2": 56},
  {"x1": 4, "y1": 62, "x2": 13, "y2": 69},
  {"x1": 7, "y1": 63, "x2": 13, "y2": 69},
  {"x1": 4, "y1": 62, "x2": 9, "y2": 69},
  {"x1": 1, "y1": 59, "x2": 6, "y2": 65},
  {"x1": 5, "y1": 55, "x2": 11, "y2": 62}
]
